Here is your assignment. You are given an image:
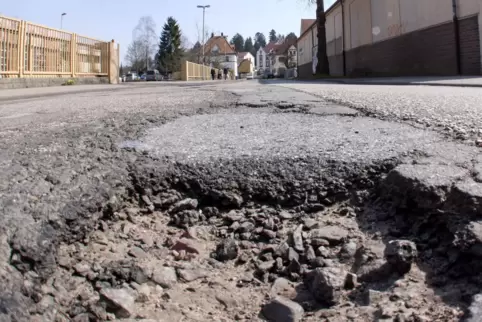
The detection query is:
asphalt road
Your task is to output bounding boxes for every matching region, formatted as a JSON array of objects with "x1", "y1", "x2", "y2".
[
  {"x1": 0, "y1": 80, "x2": 481, "y2": 320},
  {"x1": 273, "y1": 79, "x2": 482, "y2": 141}
]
